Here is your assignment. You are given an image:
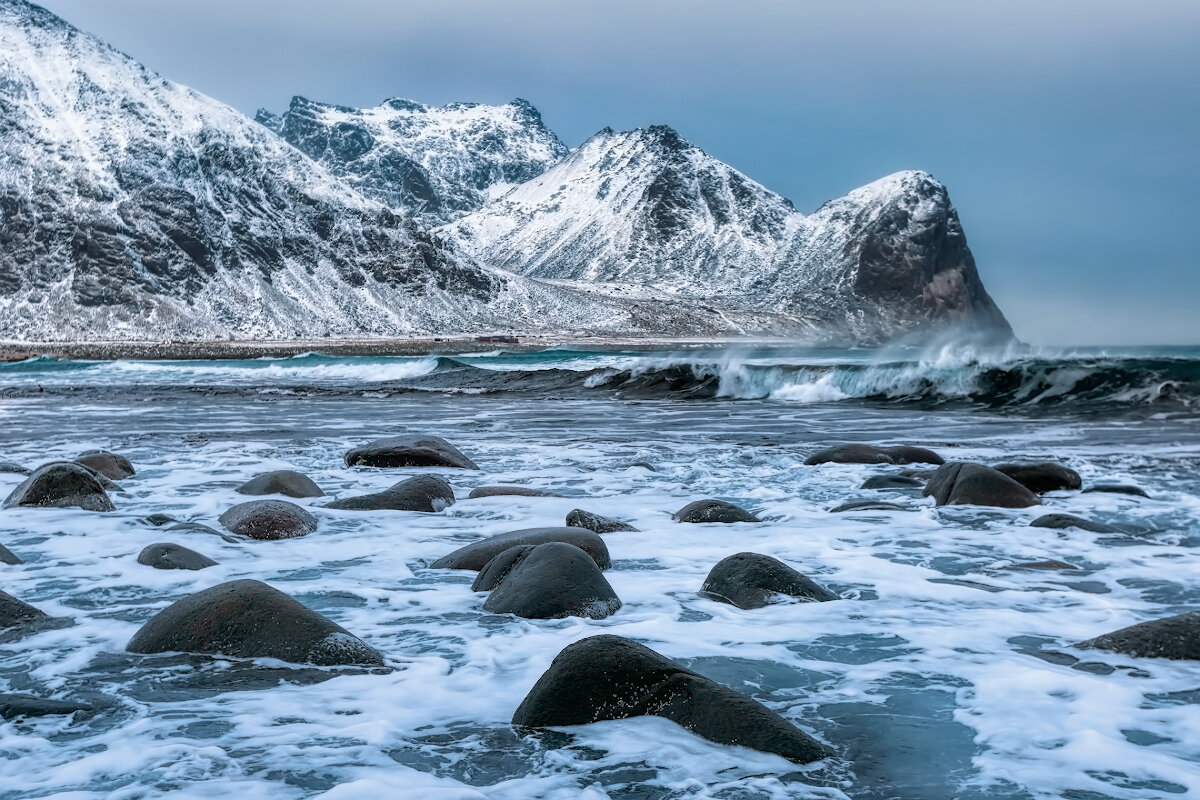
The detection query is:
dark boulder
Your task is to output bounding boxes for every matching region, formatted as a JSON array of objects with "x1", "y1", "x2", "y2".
[
  {"x1": 1011, "y1": 560, "x2": 1078, "y2": 571},
  {"x1": 0, "y1": 461, "x2": 29, "y2": 475},
  {"x1": 701, "y1": 553, "x2": 837, "y2": 609},
  {"x1": 478, "y1": 542, "x2": 621, "y2": 620},
  {"x1": 1083, "y1": 485, "x2": 1150, "y2": 498},
  {"x1": 1030, "y1": 514, "x2": 1117, "y2": 533},
  {"x1": 898, "y1": 468, "x2": 937, "y2": 480},
  {"x1": 994, "y1": 462, "x2": 1081, "y2": 494},
  {"x1": 137, "y1": 543, "x2": 218, "y2": 571},
  {"x1": 1, "y1": 462, "x2": 115, "y2": 511},
  {"x1": 1077, "y1": 611, "x2": 1200, "y2": 661},
  {"x1": 218, "y1": 500, "x2": 317, "y2": 540},
  {"x1": 0, "y1": 543, "x2": 20, "y2": 565},
  {"x1": 829, "y1": 500, "x2": 909, "y2": 513},
  {"x1": 325, "y1": 475, "x2": 454, "y2": 512},
  {"x1": 0, "y1": 693, "x2": 94, "y2": 720},
  {"x1": 860, "y1": 475, "x2": 924, "y2": 491},
  {"x1": 512, "y1": 635, "x2": 830, "y2": 764},
  {"x1": 235, "y1": 470, "x2": 325, "y2": 498},
  {"x1": 805, "y1": 444, "x2": 943, "y2": 466},
  {"x1": 566, "y1": 508, "x2": 638, "y2": 533},
  {"x1": 431, "y1": 527, "x2": 610, "y2": 571},
  {"x1": 142, "y1": 513, "x2": 179, "y2": 527},
  {"x1": 345, "y1": 436, "x2": 478, "y2": 470},
  {"x1": 468, "y1": 485, "x2": 554, "y2": 499},
  {"x1": 126, "y1": 579, "x2": 383, "y2": 666},
  {"x1": 1, "y1": 590, "x2": 70, "y2": 641},
  {"x1": 74, "y1": 450, "x2": 135, "y2": 480},
  {"x1": 166, "y1": 522, "x2": 239, "y2": 543},
  {"x1": 923, "y1": 462, "x2": 1039, "y2": 508},
  {"x1": 673, "y1": 499, "x2": 759, "y2": 524}
]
